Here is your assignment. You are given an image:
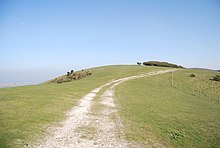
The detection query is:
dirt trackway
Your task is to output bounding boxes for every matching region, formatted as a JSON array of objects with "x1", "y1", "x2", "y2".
[{"x1": 33, "y1": 69, "x2": 175, "y2": 148}]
